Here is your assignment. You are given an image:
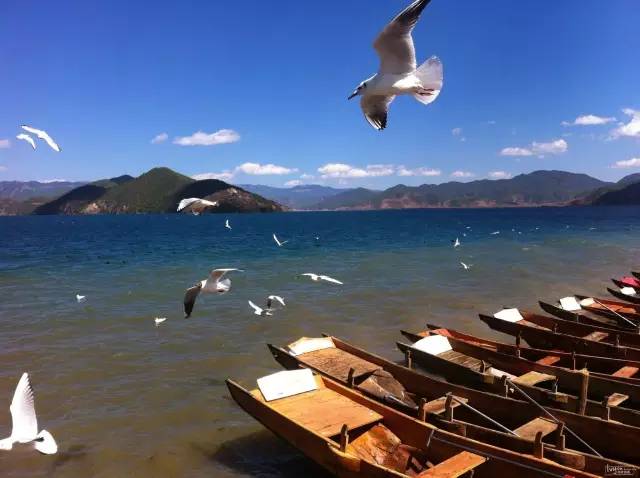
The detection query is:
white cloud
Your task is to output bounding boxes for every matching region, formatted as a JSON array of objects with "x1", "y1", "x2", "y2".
[
  {"x1": 285, "y1": 179, "x2": 303, "y2": 187},
  {"x1": 612, "y1": 157, "x2": 640, "y2": 169},
  {"x1": 562, "y1": 114, "x2": 616, "y2": 126},
  {"x1": 0, "y1": 165, "x2": 7, "y2": 172},
  {"x1": 397, "y1": 166, "x2": 441, "y2": 177},
  {"x1": 488, "y1": 171, "x2": 512, "y2": 179},
  {"x1": 0, "y1": 139, "x2": 10, "y2": 149},
  {"x1": 150, "y1": 132, "x2": 168, "y2": 144},
  {"x1": 451, "y1": 170, "x2": 475, "y2": 178},
  {"x1": 318, "y1": 163, "x2": 394, "y2": 179},
  {"x1": 500, "y1": 139, "x2": 567, "y2": 157},
  {"x1": 192, "y1": 171, "x2": 235, "y2": 181},
  {"x1": 300, "y1": 173, "x2": 315, "y2": 180},
  {"x1": 451, "y1": 127, "x2": 463, "y2": 136},
  {"x1": 235, "y1": 162, "x2": 297, "y2": 175},
  {"x1": 40, "y1": 178, "x2": 69, "y2": 183},
  {"x1": 610, "y1": 108, "x2": 640, "y2": 139},
  {"x1": 173, "y1": 129, "x2": 240, "y2": 146}
]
